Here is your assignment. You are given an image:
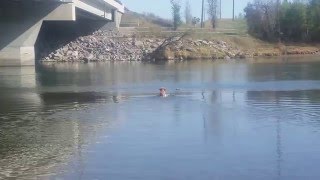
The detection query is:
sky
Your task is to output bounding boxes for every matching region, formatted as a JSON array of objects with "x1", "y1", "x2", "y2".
[{"x1": 121, "y1": 0, "x2": 252, "y2": 20}]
